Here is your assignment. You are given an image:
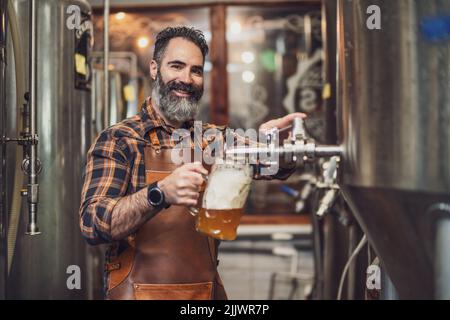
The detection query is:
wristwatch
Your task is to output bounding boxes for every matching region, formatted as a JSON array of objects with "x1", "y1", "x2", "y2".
[{"x1": 147, "y1": 181, "x2": 171, "y2": 209}]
